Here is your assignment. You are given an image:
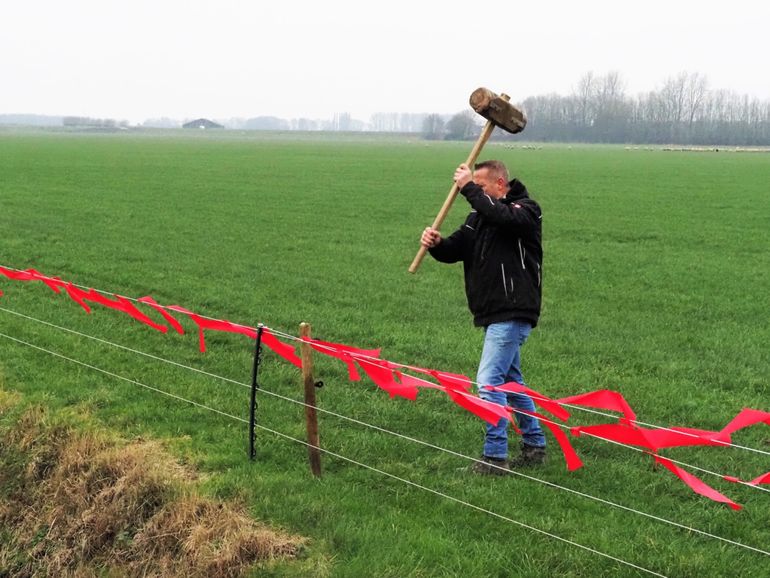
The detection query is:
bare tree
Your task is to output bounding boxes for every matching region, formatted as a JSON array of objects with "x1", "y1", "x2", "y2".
[
  {"x1": 684, "y1": 72, "x2": 709, "y2": 127},
  {"x1": 422, "y1": 114, "x2": 445, "y2": 140},
  {"x1": 573, "y1": 71, "x2": 595, "y2": 127}
]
